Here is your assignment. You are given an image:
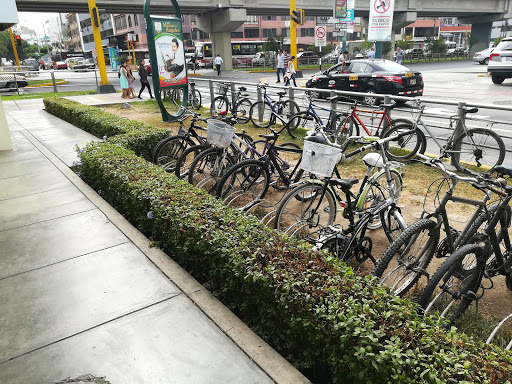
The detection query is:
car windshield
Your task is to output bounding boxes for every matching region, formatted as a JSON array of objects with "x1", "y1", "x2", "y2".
[
  {"x1": 373, "y1": 61, "x2": 410, "y2": 72},
  {"x1": 494, "y1": 40, "x2": 512, "y2": 51}
]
